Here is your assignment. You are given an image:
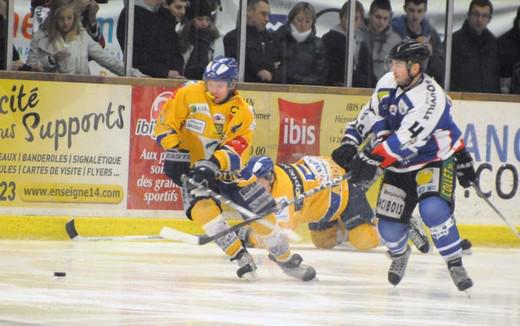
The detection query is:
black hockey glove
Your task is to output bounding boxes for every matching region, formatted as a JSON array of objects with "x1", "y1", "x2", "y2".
[
  {"x1": 341, "y1": 183, "x2": 375, "y2": 230},
  {"x1": 348, "y1": 149, "x2": 383, "y2": 185},
  {"x1": 189, "y1": 158, "x2": 220, "y2": 187},
  {"x1": 163, "y1": 148, "x2": 190, "y2": 187},
  {"x1": 454, "y1": 148, "x2": 476, "y2": 188},
  {"x1": 331, "y1": 141, "x2": 358, "y2": 170}
]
